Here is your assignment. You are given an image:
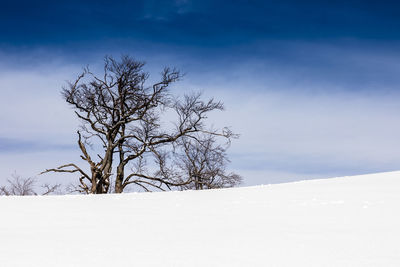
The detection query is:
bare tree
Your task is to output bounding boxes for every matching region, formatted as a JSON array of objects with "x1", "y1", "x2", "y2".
[
  {"x1": 177, "y1": 134, "x2": 242, "y2": 190},
  {"x1": 151, "y1": 133, "x2": 242, "y2": 190},
  {"x1": 41, "y1": 55, "x2": 239, "y2": 194},
  {"x1": 0, "y1": 173, "x2": 61, "y2": 196}
]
